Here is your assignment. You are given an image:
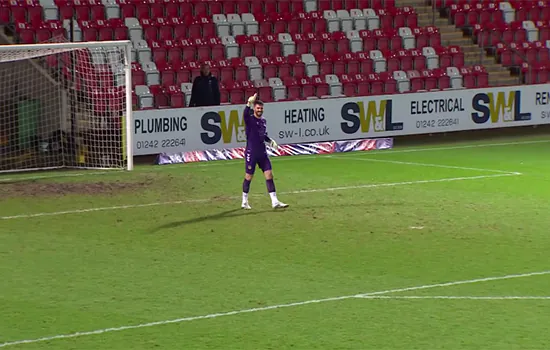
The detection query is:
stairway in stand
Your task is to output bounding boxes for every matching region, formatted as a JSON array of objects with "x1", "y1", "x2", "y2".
[{"x1": 396, "y1": 0, "x2": 520, "y2": 86}]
